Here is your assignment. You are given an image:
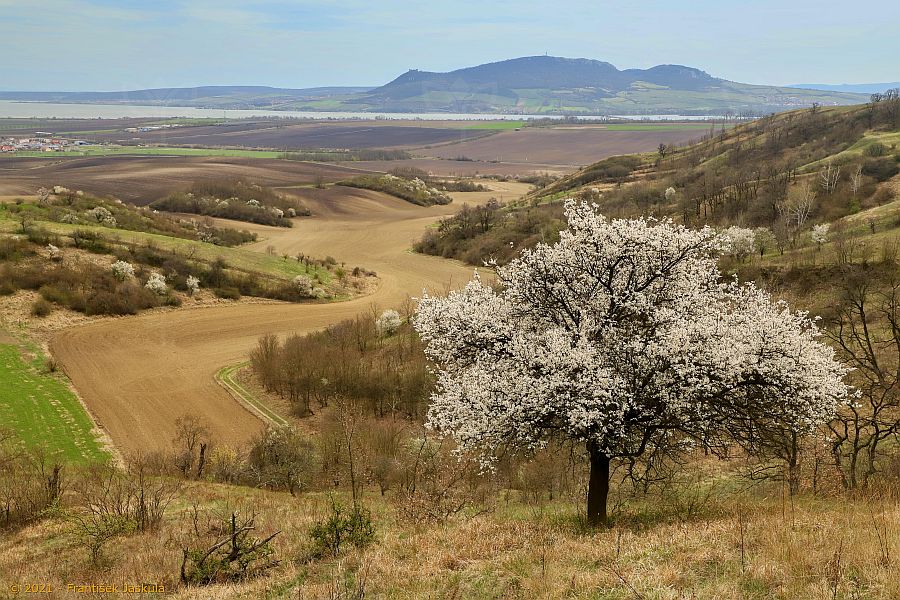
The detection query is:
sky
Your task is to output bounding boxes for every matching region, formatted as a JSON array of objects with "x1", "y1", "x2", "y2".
[{"x1": 1, "y1": 0, "x2": 898, "y2": 91}]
